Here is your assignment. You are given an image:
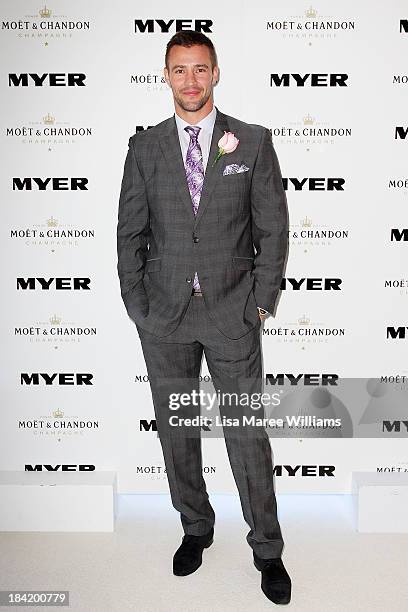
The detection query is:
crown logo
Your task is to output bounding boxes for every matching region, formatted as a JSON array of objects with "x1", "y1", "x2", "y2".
[
  {"x1": 53, "y1": 408, "x2": 64, "y2": 418},
  {"x1": 43, "y1": 112, "x2": 54, "y2": 125},
  {"x1": 298, "y1": 314, "x2": 310, "y2": 326},
  {"x1": 47, "y1": 215, "x2": 58, "y2": 227},
  {"x1": 303, "y1": 113, "x2": 315, "y2": 125},
  {"x1": 49, "y1": 314, "x2": 62, "y2": 325},
  {"x1": 305, "y1": 6, "x2": 317, "y2": 18},
  {"x1": 39, "y1": 5, "x2": 51, "y2": 18},
  {"x1": 301, "y1": 216, "x2": 312, "y2": 227}
]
